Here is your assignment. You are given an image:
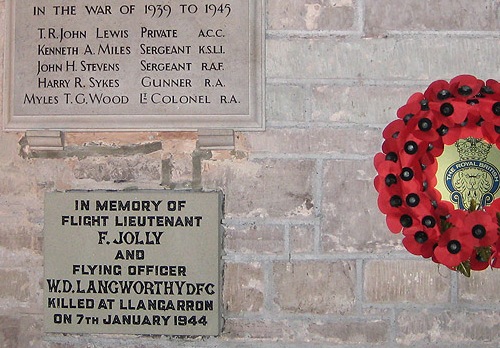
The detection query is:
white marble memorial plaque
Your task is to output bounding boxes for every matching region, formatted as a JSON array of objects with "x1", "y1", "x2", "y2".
[{"x1": 4, "y1": 1, "x2": 264, "y2": 130}]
